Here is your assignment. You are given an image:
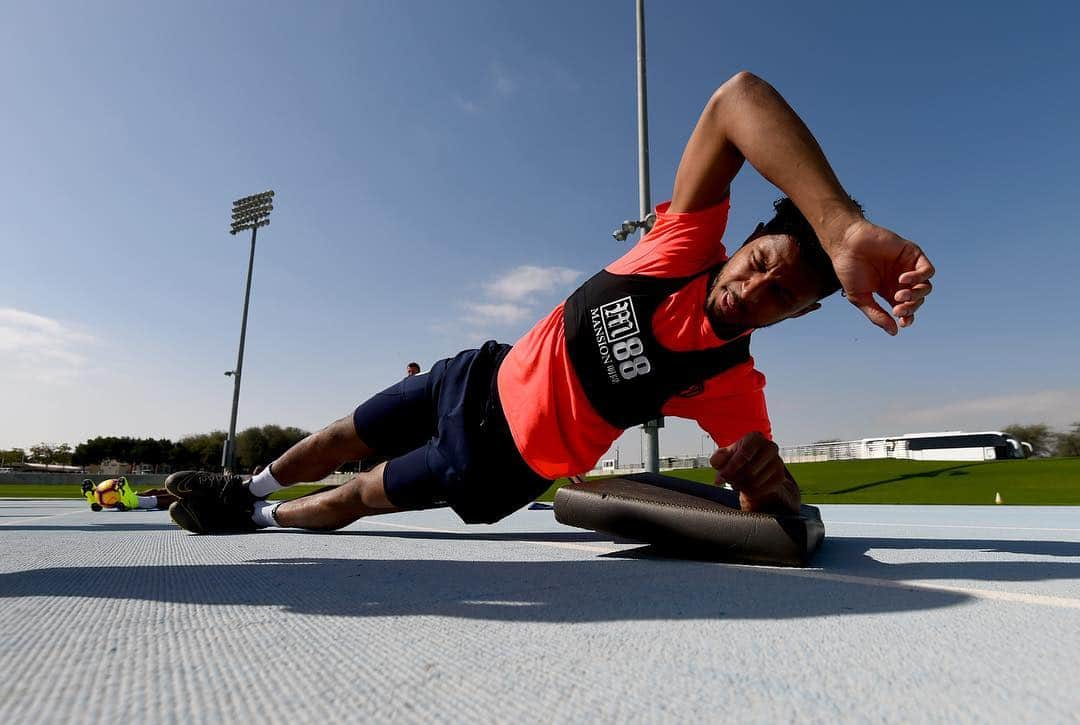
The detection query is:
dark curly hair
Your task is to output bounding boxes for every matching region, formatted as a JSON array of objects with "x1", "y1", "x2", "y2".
[{"x1": 746, "y1": 197, "x2": 862, "y2": 299}]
